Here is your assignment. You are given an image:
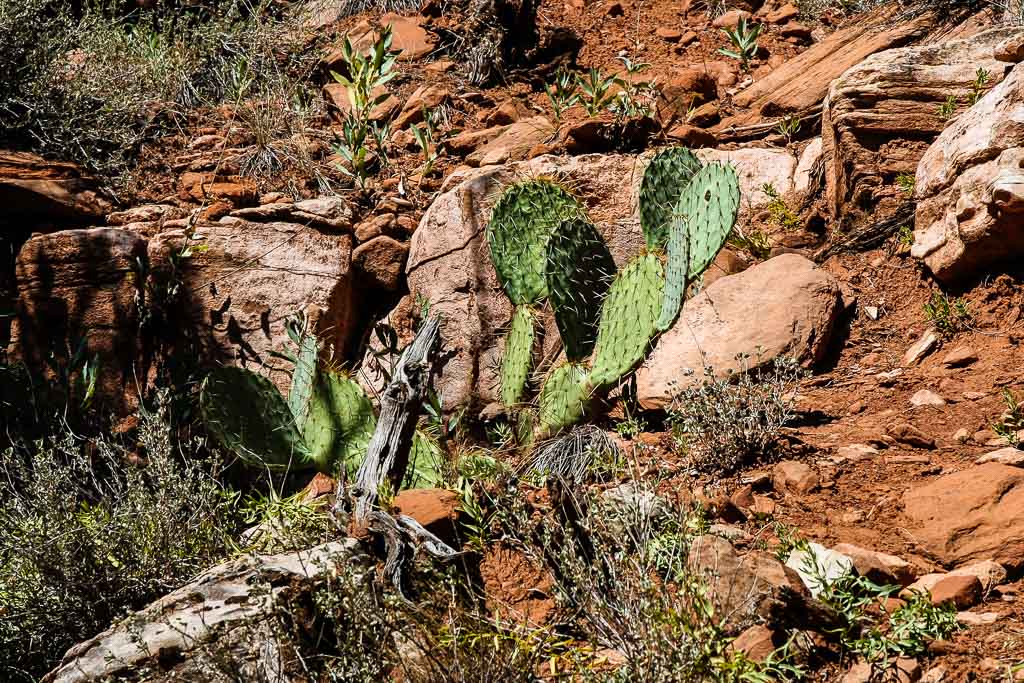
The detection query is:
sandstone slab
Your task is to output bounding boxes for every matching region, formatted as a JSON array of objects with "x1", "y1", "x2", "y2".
[
  {"x1": 822, "y1": 28, "x2": 1017, "y2": 227},
  {"x1": 903, "y1": 463, "x2": 1024, "y2": 570}
]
